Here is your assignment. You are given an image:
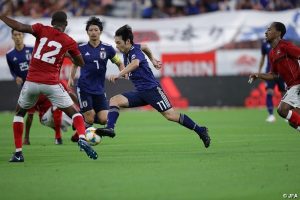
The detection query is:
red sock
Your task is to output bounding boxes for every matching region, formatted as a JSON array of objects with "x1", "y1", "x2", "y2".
[
  {"x1": 13, "y1": 116, "x2": 24, "y2": 149},
  {"x1": 288, "y1": 110, "x2": 300, "y2": 127},
  {"x1": 72, "y1": 113, "x2": 85, "y2": 136},
  {"x1": 53, "y1": 109, "x2": 62, "y2": 139}
]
